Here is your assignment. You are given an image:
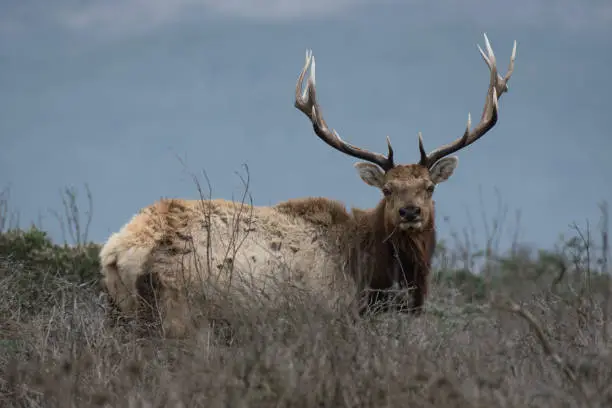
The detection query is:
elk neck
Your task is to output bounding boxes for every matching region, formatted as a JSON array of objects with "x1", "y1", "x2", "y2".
[{"x1": 376, "y1": 200, "x2": 437, "y2": 286}]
